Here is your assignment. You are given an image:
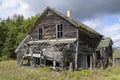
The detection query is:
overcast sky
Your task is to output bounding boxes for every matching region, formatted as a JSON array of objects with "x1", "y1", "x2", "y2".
[{"x1": 0, "y1": 0, "x2": 120, "y2": 47}]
